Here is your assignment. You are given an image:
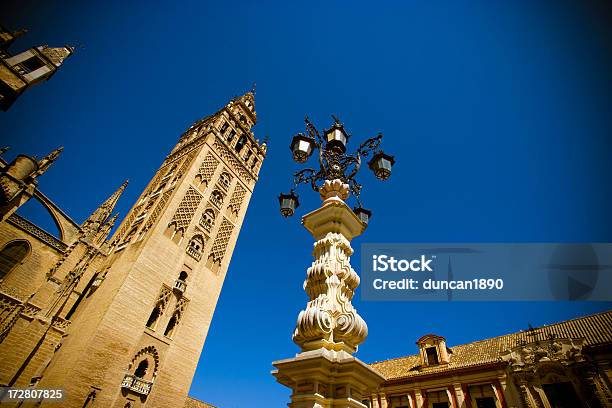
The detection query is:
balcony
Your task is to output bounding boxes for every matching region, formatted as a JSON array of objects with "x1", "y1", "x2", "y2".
[
  {"x1": 209, "y1": 195, "x2": 222, "y2": 208},
  {"x1": 186, "y1": 246, "x2": 202, "y2": 261},
  {"x1": 121, "y1": 373, "x2": 153, "y2": 396},
  {"x1": 173, "y1": 279, "x2": 187, "y2": 294},
  {"x1": 199, "y1": 217, "x2": 212, "y2": 233}
]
